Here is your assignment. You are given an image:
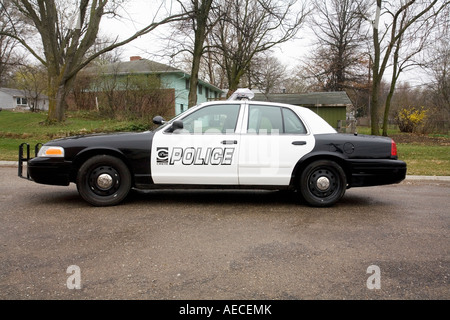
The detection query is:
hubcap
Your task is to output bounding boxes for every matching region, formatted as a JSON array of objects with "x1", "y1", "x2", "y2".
[
  {"x1": 308, "y1": 168, "x2": 337, "y2": 198},
  {"x1": 97, "y1": 173, "x2": 113, "y2": 189},
  {"x1": 88, "y1": 166, "x2": 120, "y2": 196},
  {"x1": 316, "y1": 176, "x2": 330, "y2": 191}
]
